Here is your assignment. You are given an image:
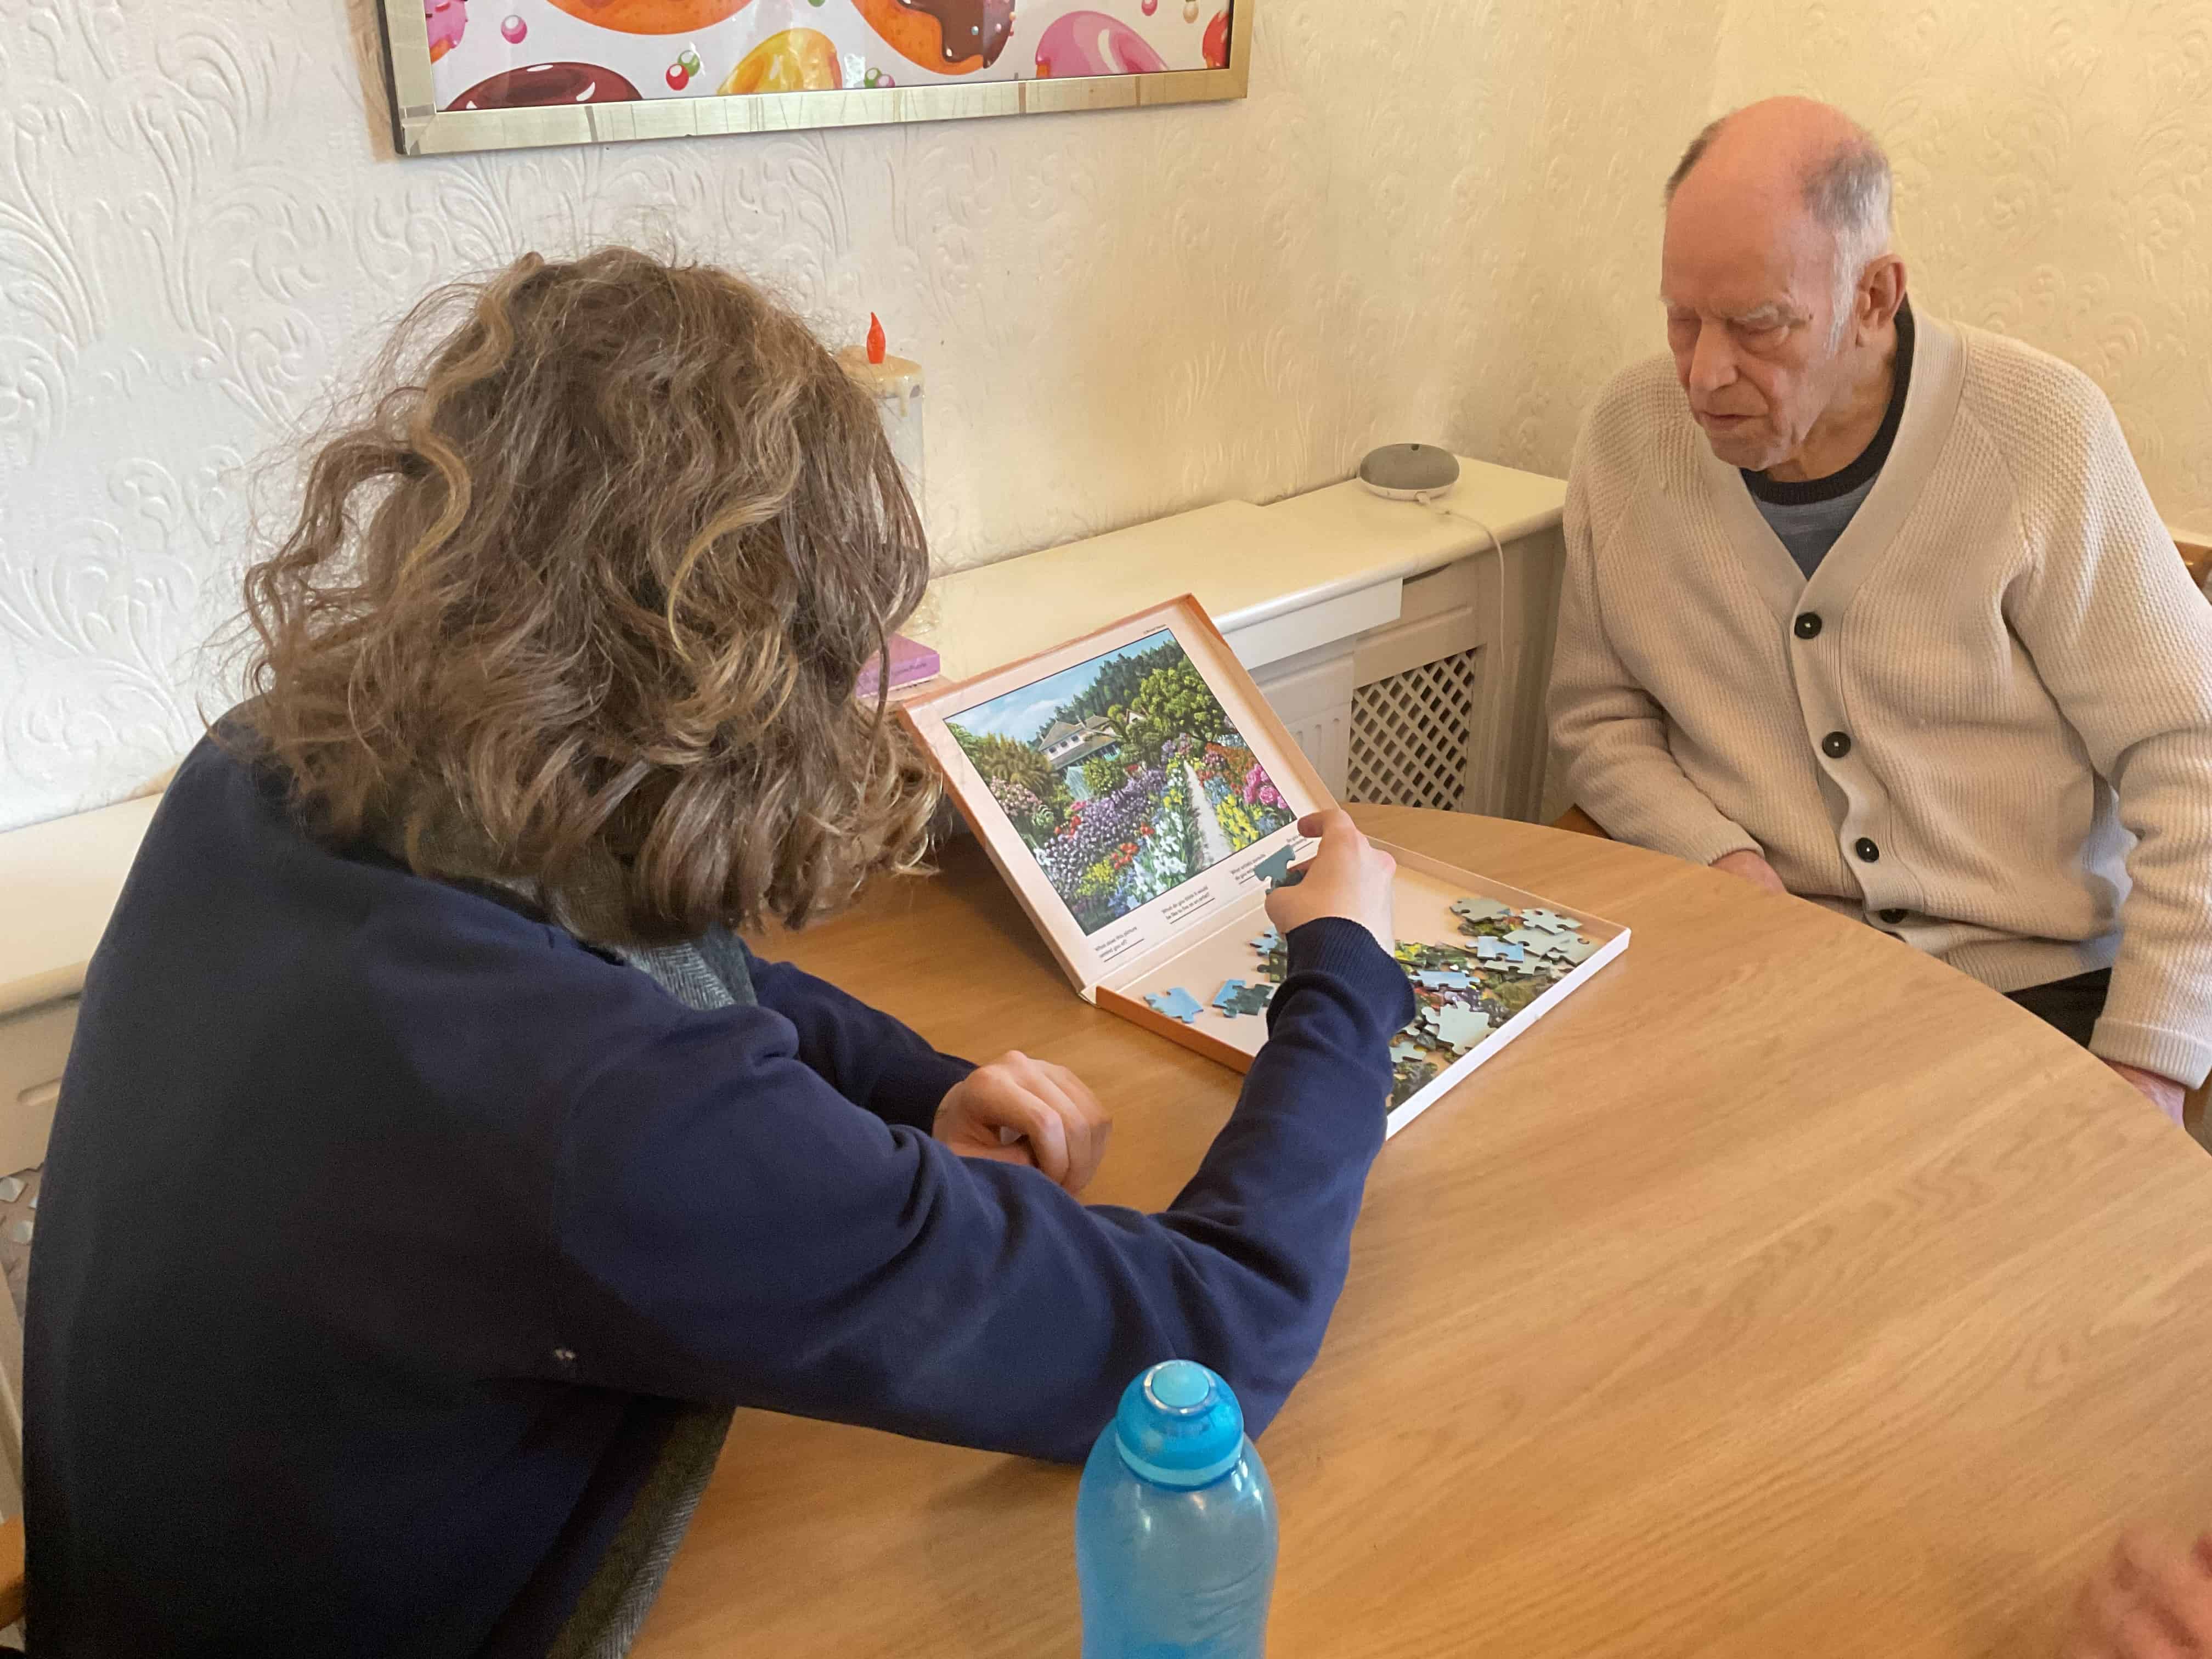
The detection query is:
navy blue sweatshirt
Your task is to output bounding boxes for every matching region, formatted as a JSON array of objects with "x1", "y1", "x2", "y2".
[{"x1": 24, "y1": 731, "x2": 1414, "y2": 1656}]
